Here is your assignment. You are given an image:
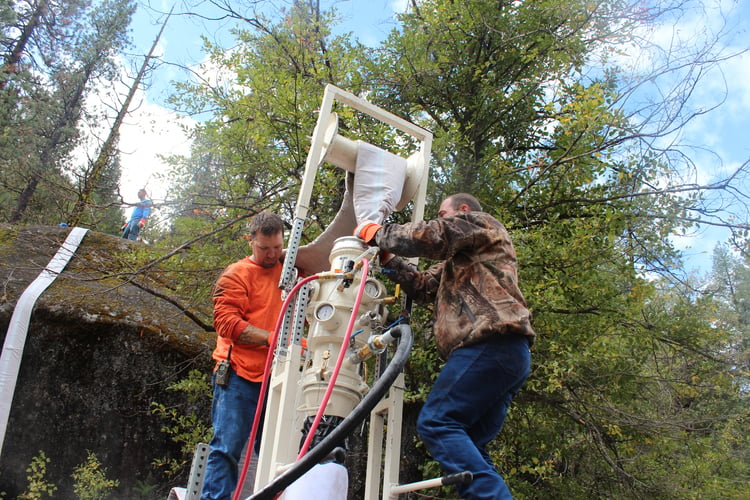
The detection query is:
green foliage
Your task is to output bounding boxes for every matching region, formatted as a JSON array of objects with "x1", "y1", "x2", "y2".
[
  {"x1": 367, "y1": 1, "x2": 749, "y2": 496},
  {"x1": 151, "y1": 369, "x2": 213, "y2": 477},
  {"x1": 402, "y1": 320, "x2": 442, "y2": 404},
  {"x1": 0, "y1": 0, "x2": 134, "y2": 226},
  {"x1": 502, "y1": 267, "x2": 749, "y2": 498},
  {"x1": 2, "y1": 0, "x2": 748, "y2": 497},
  {"x1": 15, "y1": 450, "x2": 159, "y2": 500},
  {"x1": 71, "y1": 451, "x2": 119, "y2": 500},
  {"x1": 18, "y1": 451, "x2": 57, "y2": 500},
  {"x1": 374, "y1": 0, "x2": 619, "y2": 188},
  {"x1": 130, "y1": 474, "x2": 161, "y2": 500},
  {"x1": 709, "y1": 245, "x2": 750, "y2": 389},
  {"x1": 163, "y1": 1, "x2": 393, "y2": 240}
]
